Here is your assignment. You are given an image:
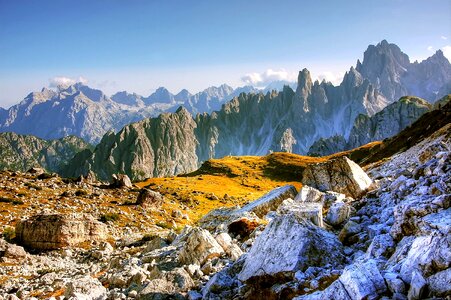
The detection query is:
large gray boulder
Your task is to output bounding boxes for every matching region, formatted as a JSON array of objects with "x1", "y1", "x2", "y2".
[
  {"x1": 15, "y1": 214, "x2": 108, "y2": 250},
  {"x1": 301, "y1": 156, "x2": 373, "y2": 198},
  {"x1": 238, "y1": 213, "x2": 345, "y2": 283}
]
